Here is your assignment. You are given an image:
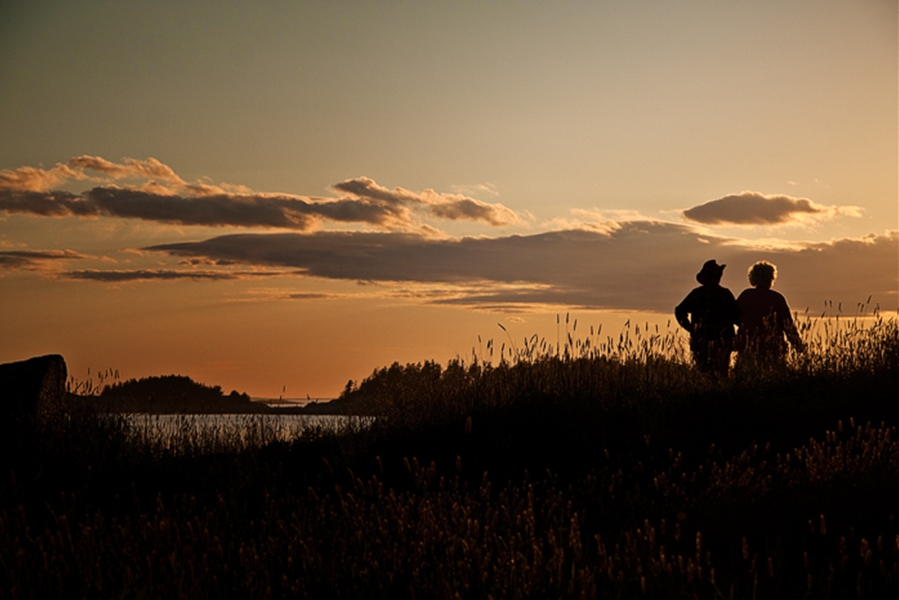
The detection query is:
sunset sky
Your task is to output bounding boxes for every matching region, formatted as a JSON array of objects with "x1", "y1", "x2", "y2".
[{"x1": 2, "y1": 1, "x2": 896, "y2": 399}]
